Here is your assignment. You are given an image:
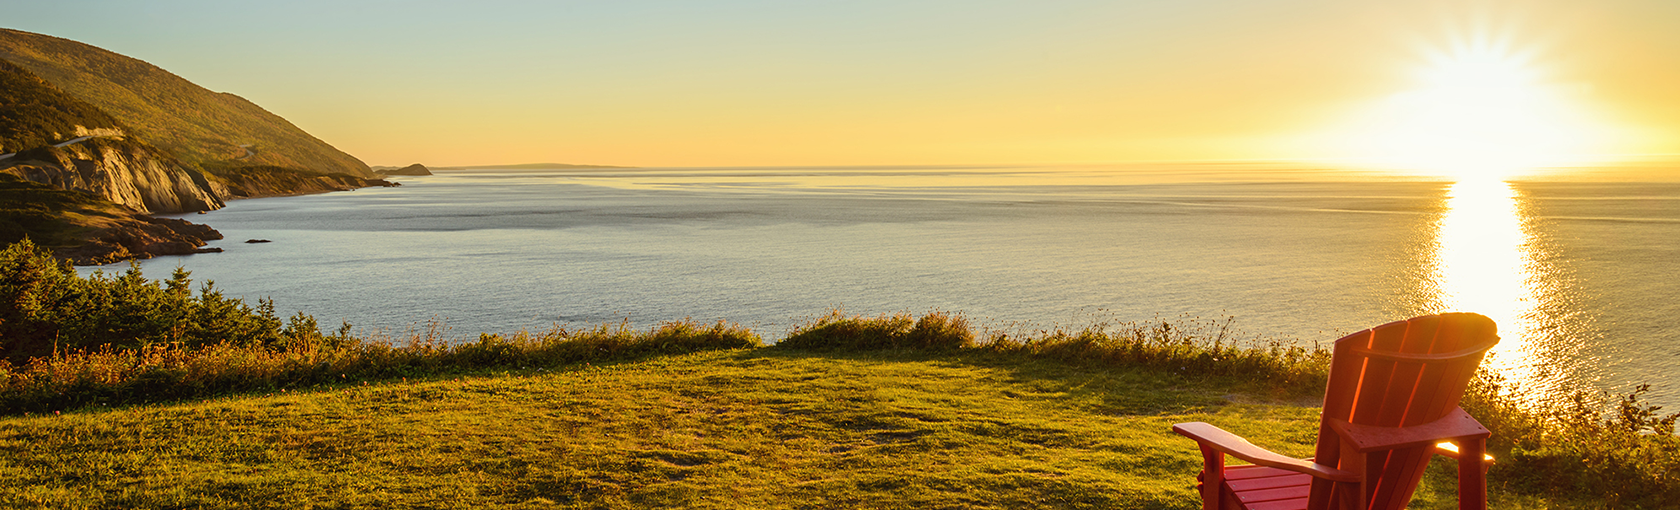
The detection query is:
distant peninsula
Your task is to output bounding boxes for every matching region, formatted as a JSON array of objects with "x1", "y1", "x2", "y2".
[
  {"x1": 432, "y1": 163, "x2": 632, "y2": 170},
  {"x1": 372, "y1": 163, "x2": 433, "y2": 176}
]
